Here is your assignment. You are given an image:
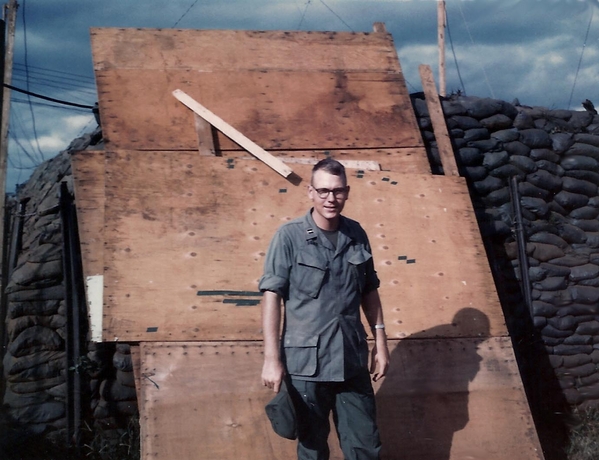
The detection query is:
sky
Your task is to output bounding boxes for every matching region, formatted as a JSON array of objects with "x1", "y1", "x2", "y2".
[{"x1": 4, "y1": 0, "x2": 599, "y2": 191}]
